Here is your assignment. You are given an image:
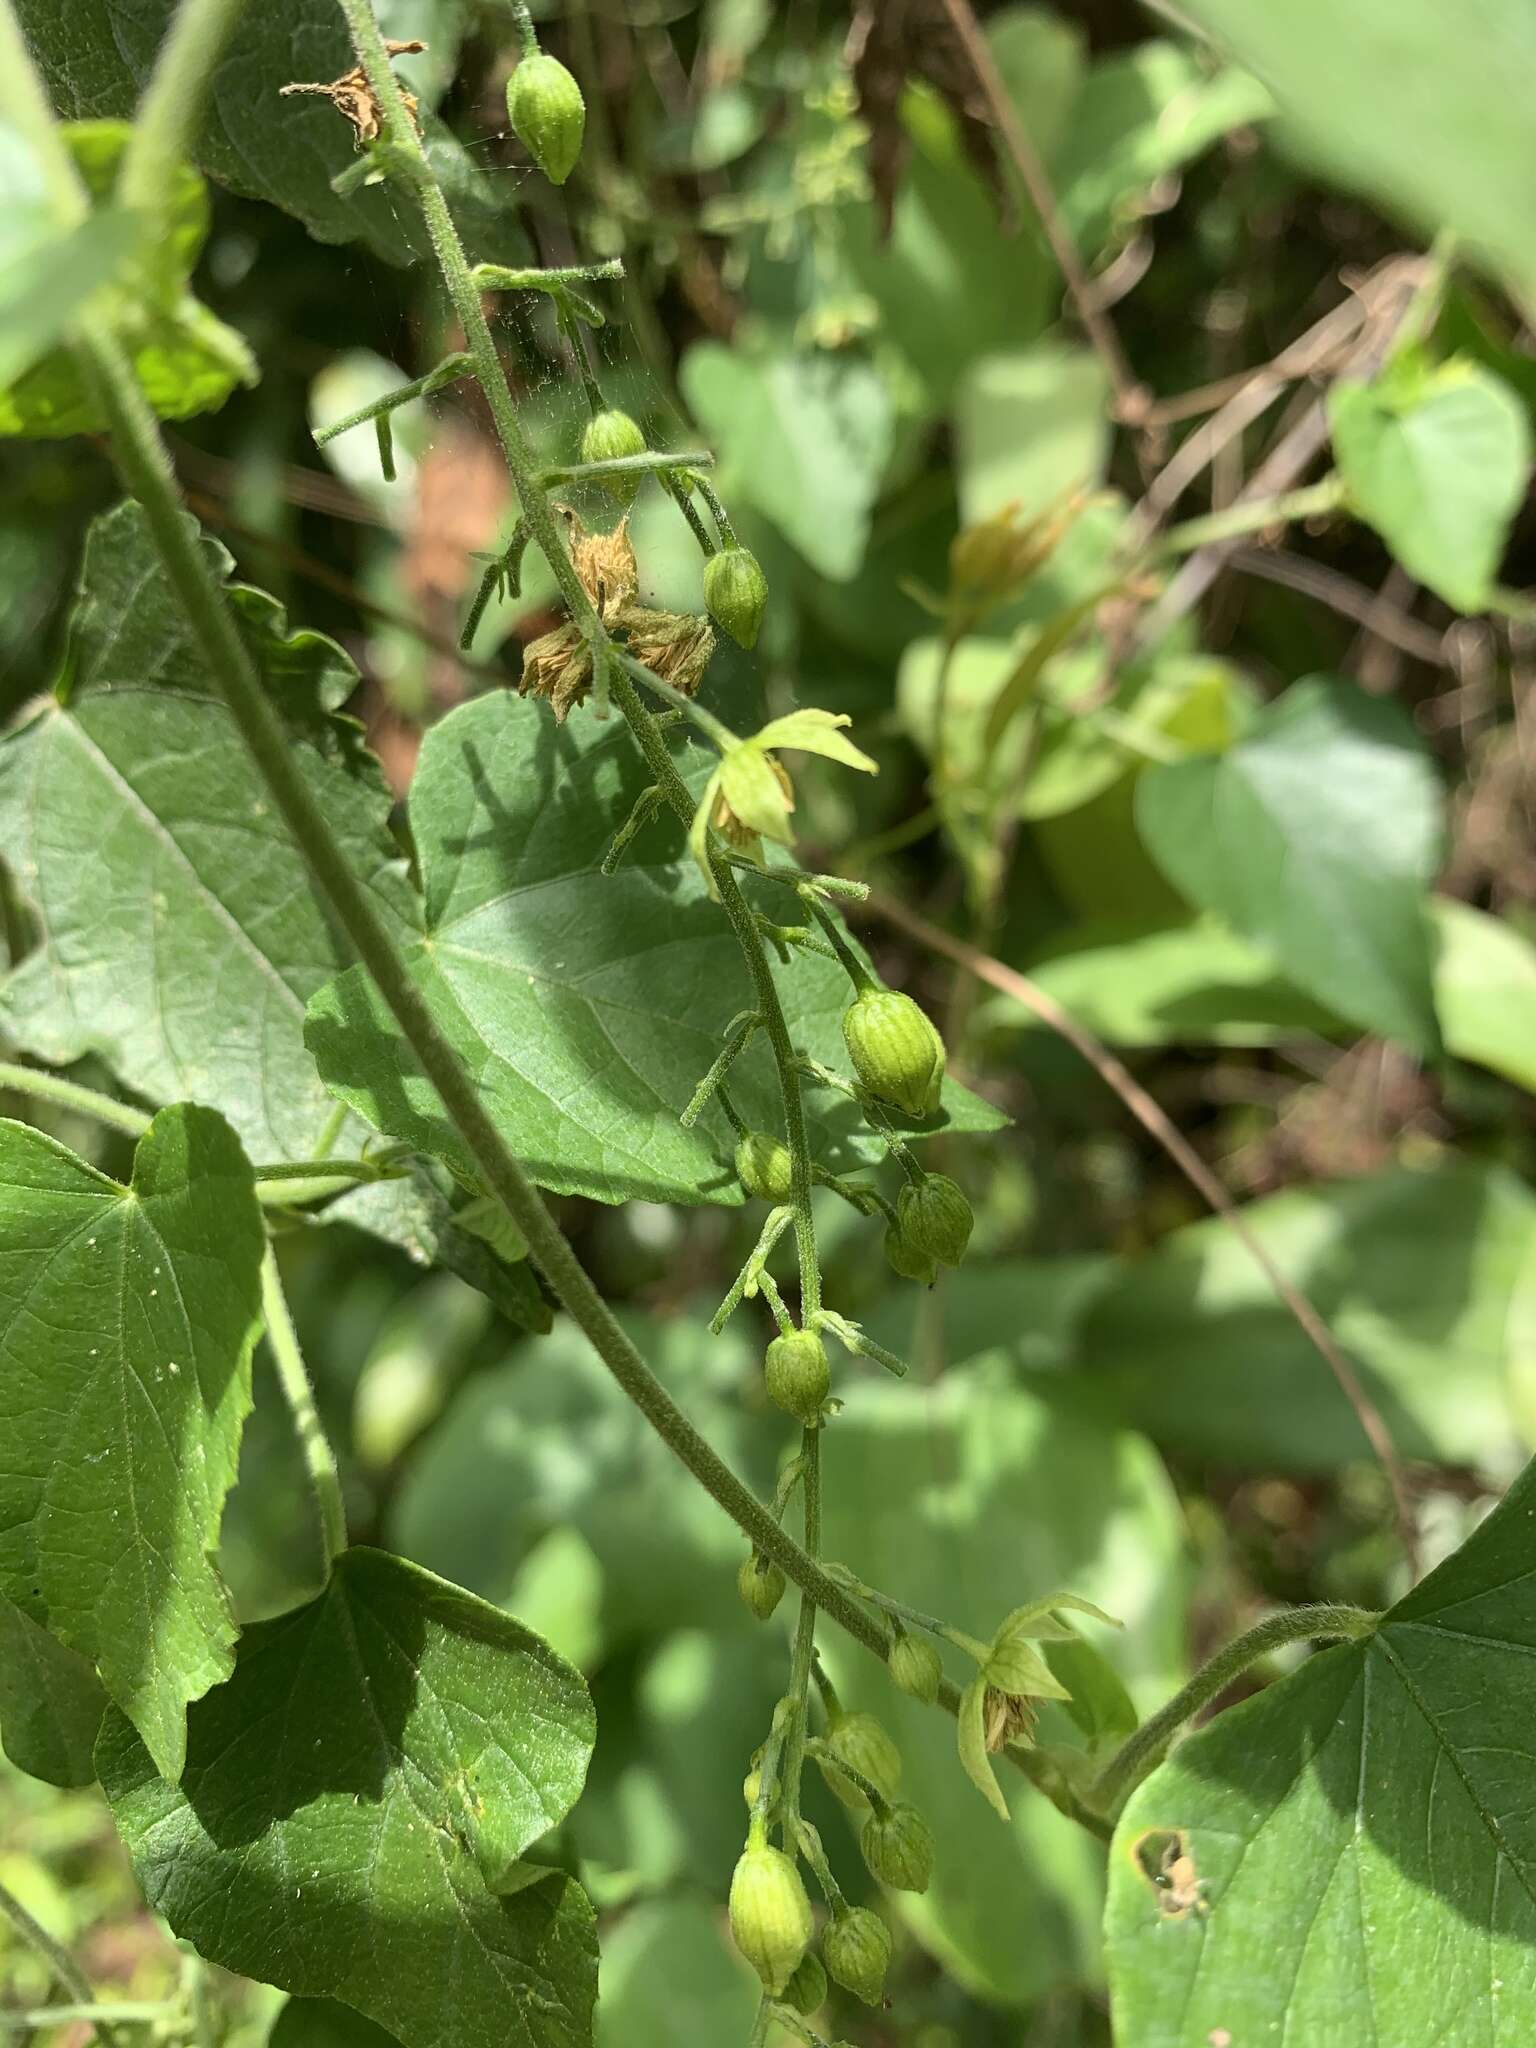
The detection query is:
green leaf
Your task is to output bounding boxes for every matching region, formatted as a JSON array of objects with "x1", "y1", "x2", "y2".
[
  {"x1": 1433, "y1": 898, "x2": 1536, "y2": 1096},
  {"x1": 306, "y1": 691, "x2": 1001, "y2": 1210},
  {"x1": 1136, "y1": 675, "x2": 1444, "y2": 1054},
  {"x1": 0, "y1": 121, "x2": 255, "y2": 439},
  {"x1": 330, "y1": 1168, "x2": 551, "y2": 1336},
  {"x1": 1049, "y1": 40, "x2": 1272, "y2": 253},
  {"x1": 1077, "y1": 1160, "x2": 1536, "y2": 1469},
  {"x1": 680, "y1": 343, "x2": 894, "y2": 579},
  {"x1": 996, "y1": 916, "x2": 1339, "y2": 1048},
  {"x1": 15, "y1": 0, "x2": 521, "y2": 269},
  {"x1": 0, "y1": 1590, "x2": 106, "y2": 1788},
  {"x1": 0, "y1": 123, "x2": 138, "y2": 389},
  {"x1": 0, "y1": 501, "x2": 415, "y2": 1164},
  {"x1": 99, "y1": 1547, "x2": 597, "y2": 2048},
  {"x1": 1105, "y1": 1453, "x2": 1536, "y2": 2042},
  {"x1": 1331, "y1": 356, "x2": 1531, "y2": 612},
  {"x1": 597, "y1": 1897, "x2": 759, "y2": 2048},
  {"x1": 1174, "y1": 0, "x2": 1536, "y2": 311},
  {"x1": 269, "y1": 2001, "x2": 401, "y2": 2048},
  {"x1": 392, "y1": 1310, "x2": 778, "y2": 1656},
  {"x1": 0, "y1": 1104, "x2": 264, "y2": 1779},
  {"x1": 956, "y1": 1675, "x2": 1009, "y2": 1820},
  {"x1": 954, "y1": 345, "x2": 1109, "y2": 526}
]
